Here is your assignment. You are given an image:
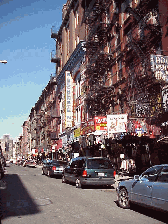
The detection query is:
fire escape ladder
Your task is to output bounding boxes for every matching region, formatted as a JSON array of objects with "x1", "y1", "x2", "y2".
[
  {"x1": 85, "y1": 1, "x2": 121, "y2": 116},
  {"x1": 125, "y1": 6, "x2": 141, "y2": 23}
]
